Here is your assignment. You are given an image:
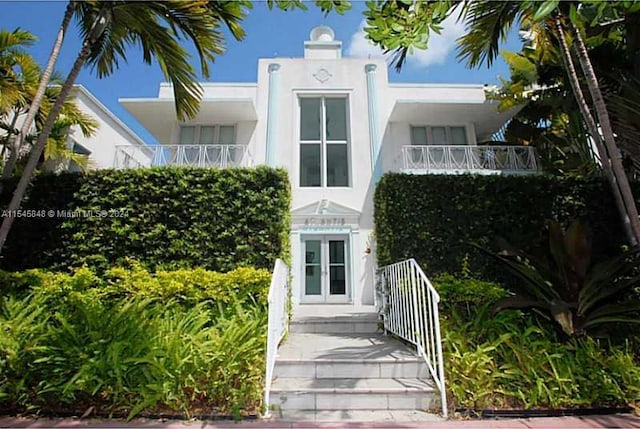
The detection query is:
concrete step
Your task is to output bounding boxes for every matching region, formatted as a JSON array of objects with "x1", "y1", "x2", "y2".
[
  {"x1": 289, "y1": 315, "x2": 380, "y2": 334},
  {"x1": 275, "y1": 409, "x2": 443, "y2": 422},
  {"x1": 270, "y1": 377, "x2": 438, "y2": 411},
  {"x1": 274, "y1": 358, "x2": 428, "y2": 379},
  {"x1": 290, "y1": 305, "x2": 380, "y2": 334}
]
